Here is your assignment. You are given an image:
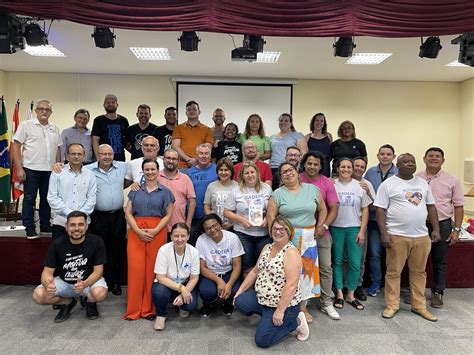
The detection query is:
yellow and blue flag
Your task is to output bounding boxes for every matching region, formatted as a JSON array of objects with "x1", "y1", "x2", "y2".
[{"x1": 0, "y1": 98, "x2": 11, "y2": 203}]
